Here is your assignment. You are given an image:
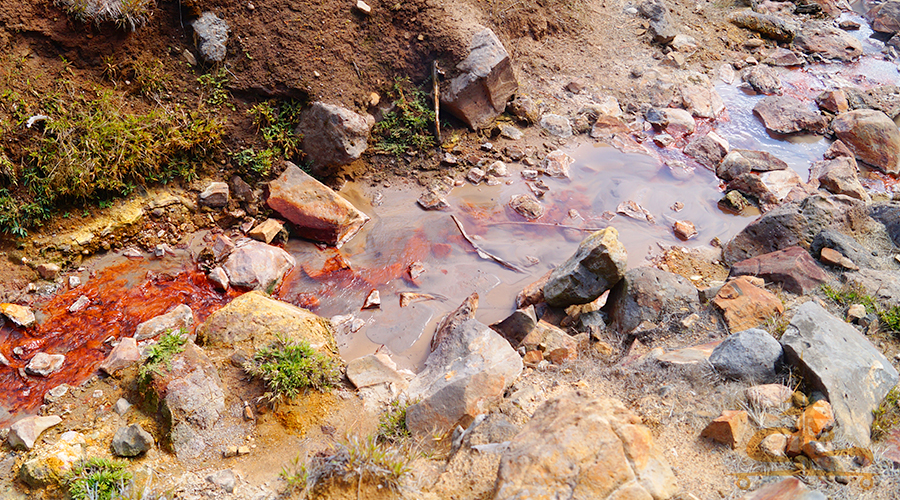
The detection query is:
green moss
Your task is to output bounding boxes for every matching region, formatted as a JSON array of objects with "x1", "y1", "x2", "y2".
[{"x1": 374, "y1": 78, "x2": 436, "y2": 156}]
